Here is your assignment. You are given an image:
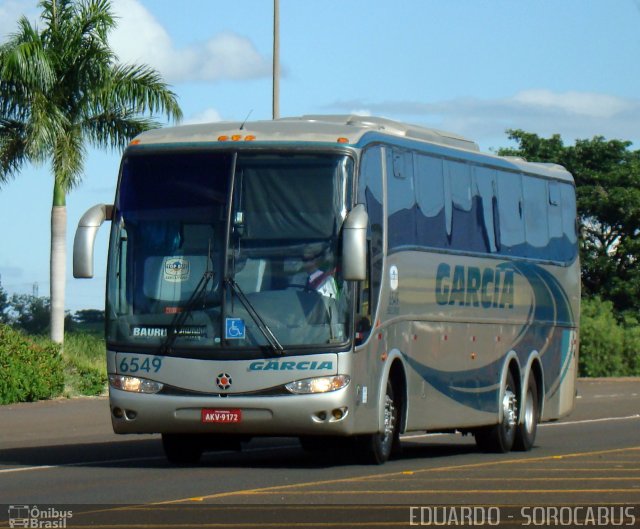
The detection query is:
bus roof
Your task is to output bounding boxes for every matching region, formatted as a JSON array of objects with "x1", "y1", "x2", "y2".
[
  {"x1": 130, "y1": 115, "x2": 574, "y2": 182},
  {"x1": 131, "y1": 114, "x2": 480, "y2": 151}
]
